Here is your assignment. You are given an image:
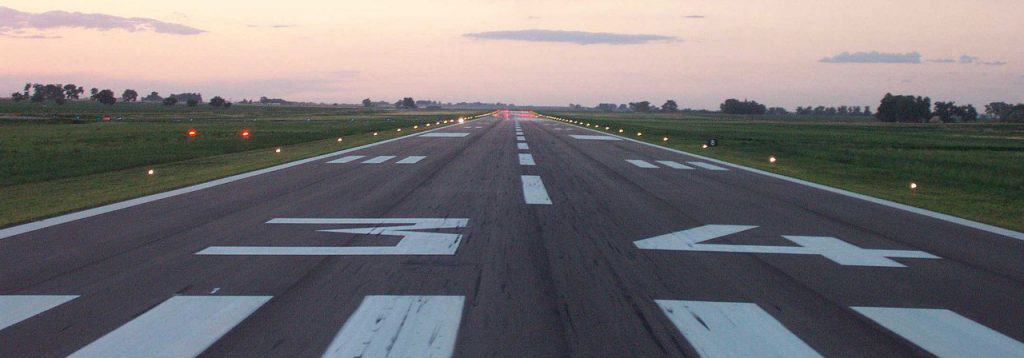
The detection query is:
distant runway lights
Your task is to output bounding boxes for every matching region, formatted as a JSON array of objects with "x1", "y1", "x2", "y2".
[
  {"x1": 147, "y1": 169, "x2": 155, "y2": 176},
  {"x1": 414, "y1": 125, "x2": 419, "y2": 129},
  {"x1": 769, "y1": 156, "x2": 777, "y2": 164},
  {"x1": 275, "y1": 148, "x2": 282, "y2": 154},
  {"x1": 618, "y1": 129, "x2": 624, "y2": 133},
  {"x1": 373, "y1": 132, "x2": 379, "y2": 136},
  {"x1": 397, "y1": 128, "x2": 402, "y2": 132},
  {"x1": 240, "y1": 129, "x2": 251, "y2": 139},
  {"x1": 186, "y1": 128, "x2": 198, "y2": 137},
  {"x1": 426, "y1": 123, "x2": 431, "y2": 127},
  {"x1": 910, "y1": 182, "x2": 918, "y2": 190},
  {"x1": 458, "y1": 118, "x2": 465, "y2": 123},
  {"x1": 636, "y1": 132, "x2": 643, "y2": 137},
  {"x1": 605, "y1": 126, "x2": 610, "y2": 130},
  {"x1": 662, "y1": 137, "x2": 669, "y2": 142},
  {"x1": 702, "y1": 144, "x2": 709, "y2": 149},
  {"x1": 337, "y1": 137, "x2": 343, "y2": 142}
]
